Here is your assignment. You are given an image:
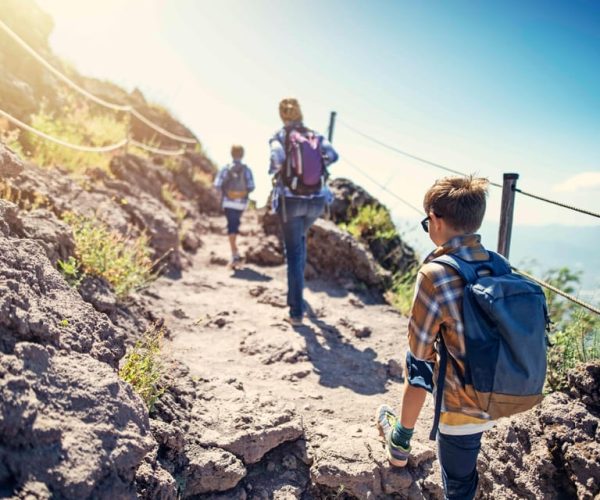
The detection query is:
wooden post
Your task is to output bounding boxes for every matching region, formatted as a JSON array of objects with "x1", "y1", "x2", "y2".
[
  {"x1": 327, "y1": 111, "x2": 337, "y2": 143},
  {"x1": 497, "y1": 172, "x2": 519, "y2": 258}
]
